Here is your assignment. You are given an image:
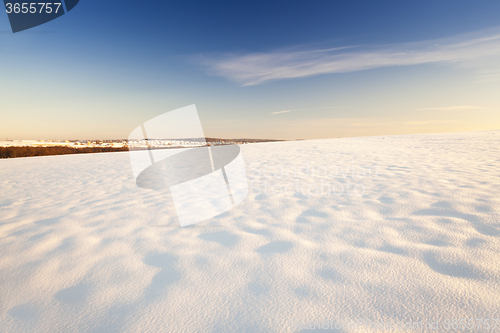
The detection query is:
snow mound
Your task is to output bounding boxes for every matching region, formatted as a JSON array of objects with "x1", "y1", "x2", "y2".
[{"x1": 1, "y1": 130, "x2": 500, "y2": 332}]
